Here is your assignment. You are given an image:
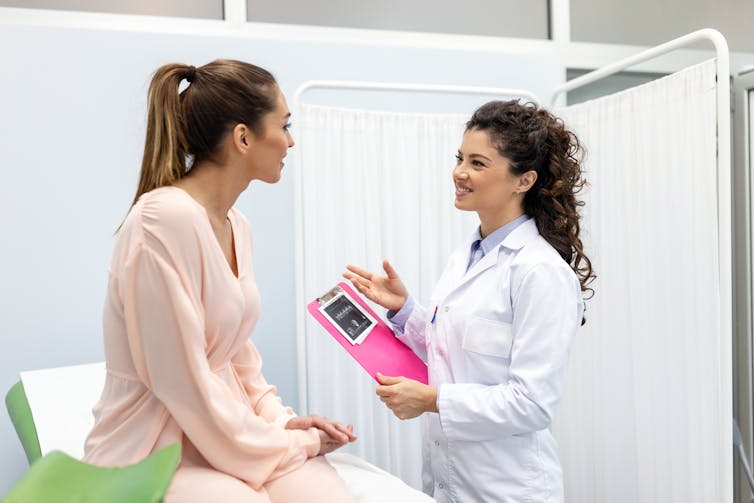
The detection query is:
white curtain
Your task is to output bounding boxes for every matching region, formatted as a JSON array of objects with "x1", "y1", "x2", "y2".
[
  {"x1": 297, "y1": 105, "x2": 474, "y2": 488},
  {"x1": 554, "y1": 59, "x2": 730, "y2": 502}
]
